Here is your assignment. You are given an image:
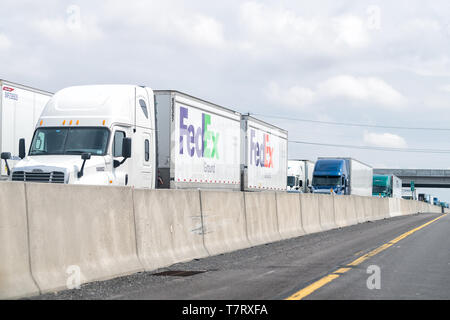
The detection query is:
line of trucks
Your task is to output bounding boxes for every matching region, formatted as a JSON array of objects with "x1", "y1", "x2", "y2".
[
  {"x1": 0, "y1": 81, "x2": 288, "y2": 191},
  {"x1": 0, "y1": 79, "x2": 444, "y2": 203}
]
